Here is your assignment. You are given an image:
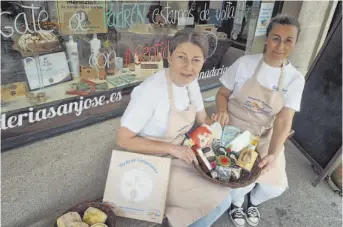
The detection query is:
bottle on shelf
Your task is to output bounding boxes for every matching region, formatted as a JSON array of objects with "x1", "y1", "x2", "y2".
[
  {"x1": 90, "y1": 33, "x2": 101, "y2": 68},
  {"x1": 65, "y1": 35, "x2": 80, "y2": 78}
]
